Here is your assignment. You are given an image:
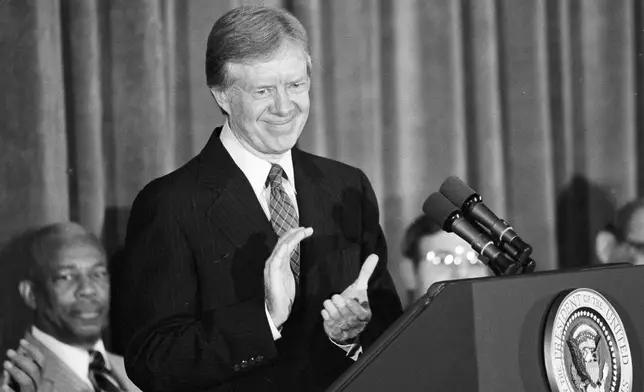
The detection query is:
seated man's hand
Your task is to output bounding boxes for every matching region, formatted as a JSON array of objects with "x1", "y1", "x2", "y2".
[
  {"x1": 1, "y1": 339, "x2": 44, "y2": 392},
  {"x1": 321, "y1": 254, "x2": 379, "y2": 344}
]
